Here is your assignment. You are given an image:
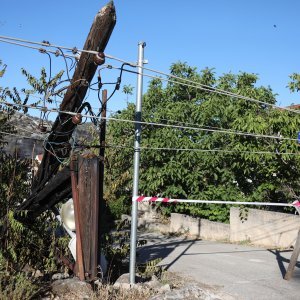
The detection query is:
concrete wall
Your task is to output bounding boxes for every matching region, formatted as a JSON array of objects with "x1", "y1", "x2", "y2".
[
  {"x1": 138, "y1": 205, "x2": 300, "y2": 248},
  {"x1": 200, "y1": 218, "x2": 230, "y2": 241},
  {"x1": 170, "y1": 213, "x2": 230, "y2": 240},
  {"x1": 230, "y1": 207, "x2": 300, "y2": 248}
]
